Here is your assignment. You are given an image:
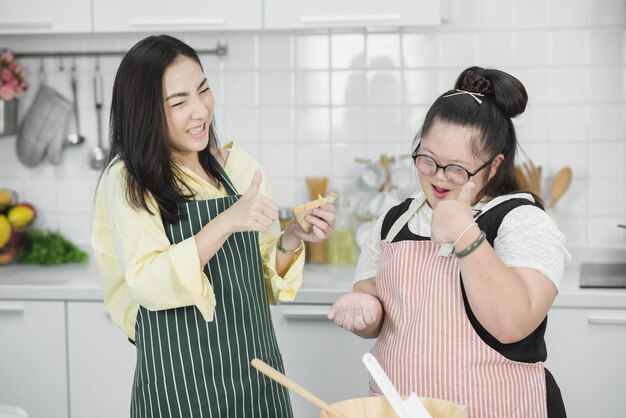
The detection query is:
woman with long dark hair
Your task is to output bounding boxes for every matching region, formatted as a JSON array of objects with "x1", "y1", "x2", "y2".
[
  {"x1": 91, "y1": 34, "x2": 335, "y2": 417},
  {"x1": 328, "y1": 66, "x2": 570, "y2": 418}
]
